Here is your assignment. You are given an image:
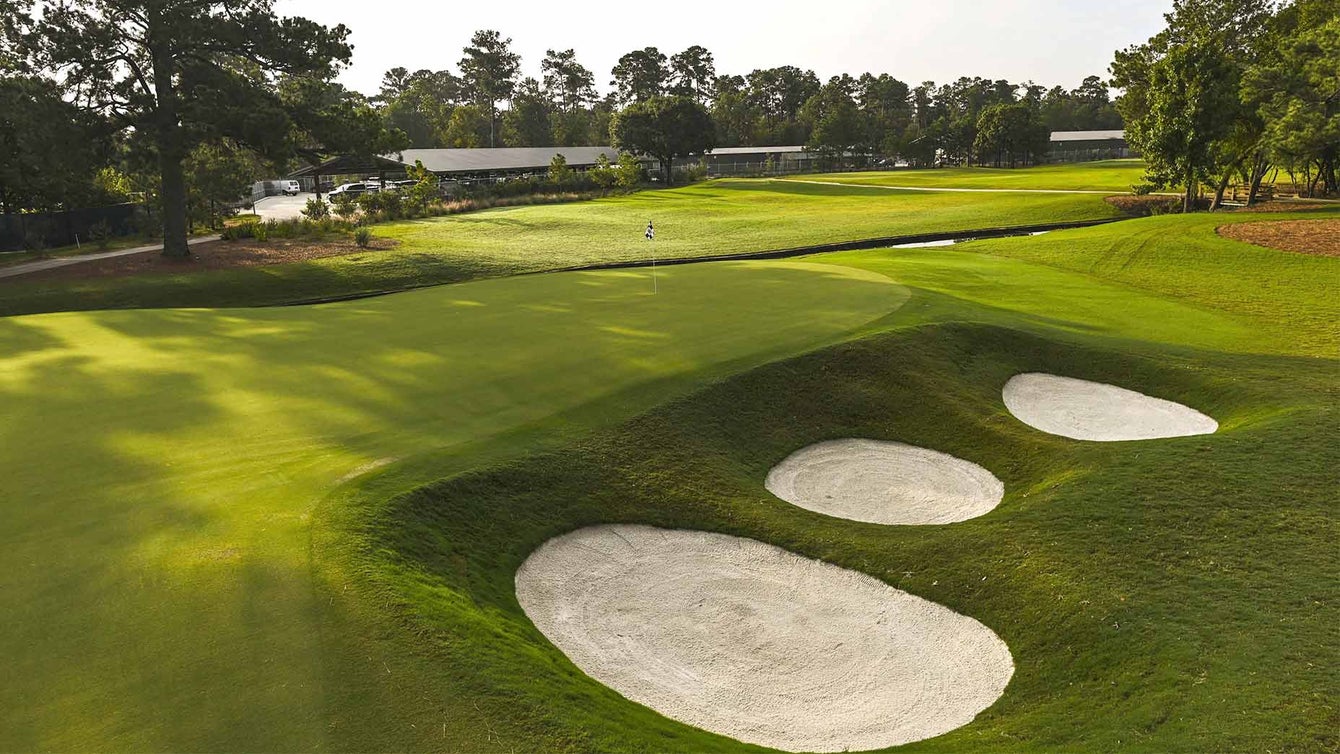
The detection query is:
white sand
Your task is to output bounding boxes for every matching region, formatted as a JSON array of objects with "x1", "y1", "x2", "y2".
[
  {"x1": 515, "y1": 525, "x2": 1014, "y2": 752},
  {"x1": 765, "y1": 439, "x2": 1004, "y2": 525},
  {"x1": 1003, "y1": 373, "x2": 1218, "y2": 441}
]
